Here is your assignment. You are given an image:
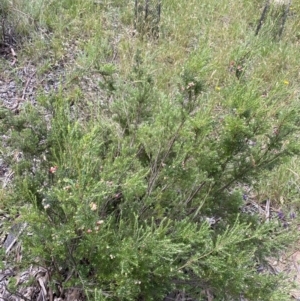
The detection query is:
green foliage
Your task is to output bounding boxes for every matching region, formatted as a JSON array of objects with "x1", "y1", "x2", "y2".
[
  {"x1": 2, "y1": 54, "x2": 300, "y2": 300},
  {"x1": 1, "y1": 0, "x2": 300, "y2": 300}
]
